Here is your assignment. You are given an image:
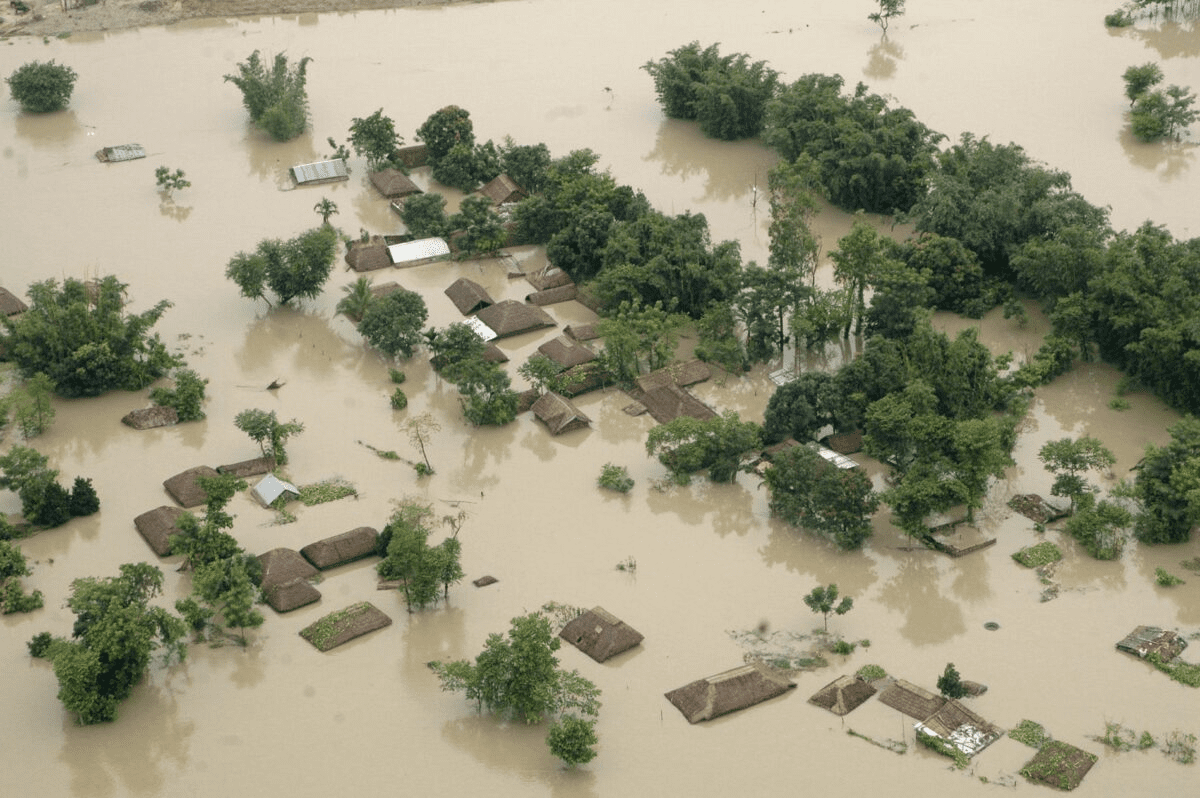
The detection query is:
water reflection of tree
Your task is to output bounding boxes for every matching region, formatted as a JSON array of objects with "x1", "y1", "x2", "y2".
[
  {"x1": 1118, "y1": 124, "x2": 1195, "y2": 179},
  {"x1": 158, "y1": 199, "x2": 194, "y2": 223},
  {"x1": 875, "y1": 554, "x2": 967, "y2": 646},
  {"x1": 59, "y1": 680, "x2": 194, "y2": 798},
  {"x1": 242, "y1": 129, "x2": 320, "y2": 186},
  {"x1": 400, "y1": 605, "x2": 468, "y2": 683},
  {"x1": 595, "y1": 394, "x2": 654, "y2": 445},
  {"x1": 947, "y1": 547, "x2": 992, "y2": 604},
  {"x1": 863, "y1": 36, "x2": 905, "y2": 81},
  {"x1": 449, "y1": 422, "x2": 518, "y2": 494},
  {"x1": 1115, "y1": 19, "x2": 1200, "y2": 59},
  {"x1": 644, "y1": 477, "x2": 758, "y2": 538},
  {"x1": 758, "y1": 518, "x2": 879, "y2": 599},
  {"x1": 234, "y1": 306, "x2": 362, "y2": 380},
  {"x1": 13, "y1": 109, "x2": 82, "y2": 147},
  {"x1": 642, "y1": 118, "x2": 776, "y2": 203}
]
